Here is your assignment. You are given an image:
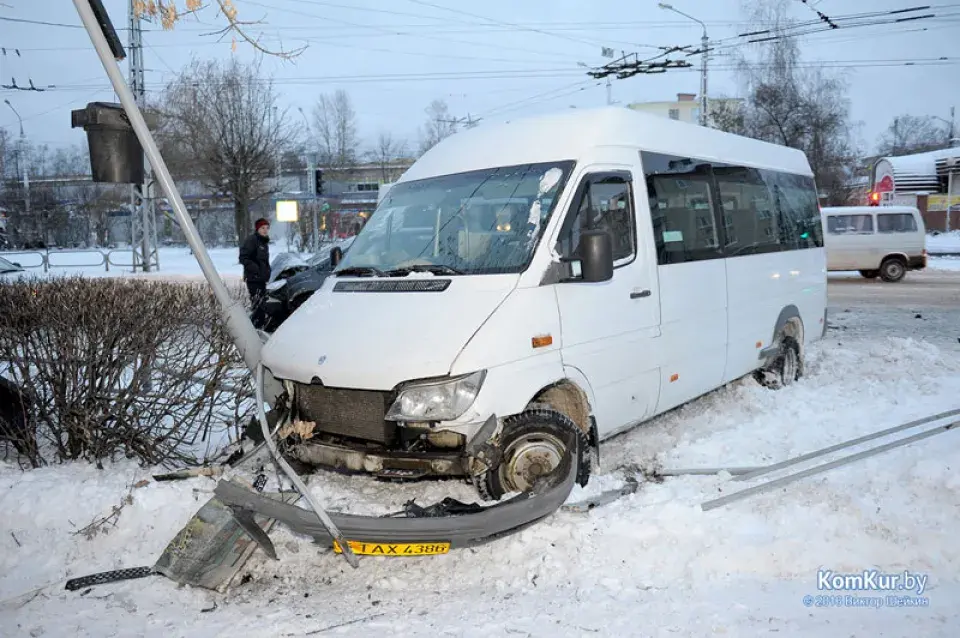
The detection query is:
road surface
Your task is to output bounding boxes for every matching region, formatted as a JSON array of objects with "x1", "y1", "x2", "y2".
[{"x1": 827, "y1": 269, "x2": 960, "y2": 352}]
